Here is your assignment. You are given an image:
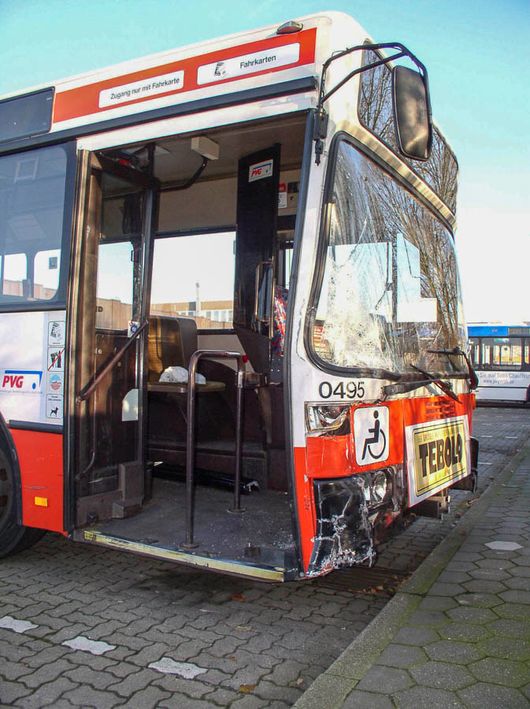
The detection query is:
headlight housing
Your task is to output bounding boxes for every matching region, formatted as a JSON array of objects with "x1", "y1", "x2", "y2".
[{"x1": 305, "y1": 403, "x2": 350, "y2": 434}]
